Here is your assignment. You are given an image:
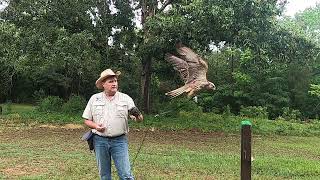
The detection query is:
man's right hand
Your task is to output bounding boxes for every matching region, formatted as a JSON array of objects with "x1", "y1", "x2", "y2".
[
  {"x1": 95, "y1": 123, "x2": 105, "y2": 132},
  {"x1": 84, "y1": 119, "x2": 106, "y2": 132}
]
